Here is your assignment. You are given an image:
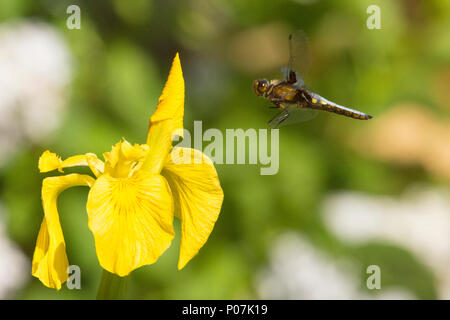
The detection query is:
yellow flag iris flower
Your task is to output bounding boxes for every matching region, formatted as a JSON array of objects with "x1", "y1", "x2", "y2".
[{"x1": 32, "y1": 53, "x2": 224, "y2": 289}]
